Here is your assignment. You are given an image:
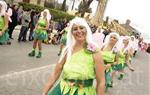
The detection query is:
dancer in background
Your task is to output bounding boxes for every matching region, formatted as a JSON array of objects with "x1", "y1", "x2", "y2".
[
  {"x1": 101, "y1": 32, "x2": 120, "y2": 91},
  {"x1": 57, "y1": 23, "x2": 69, "y2": 56},
  {"x1": 28, "y1": 9, "x2": 51, "y2": 58},
  {"x1": 92, "y1": 27, "x2": 105, "y2": 49},
  {"x1": 0, "y1": 1, "x2": 10, "y2": 45}
]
